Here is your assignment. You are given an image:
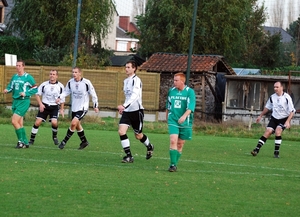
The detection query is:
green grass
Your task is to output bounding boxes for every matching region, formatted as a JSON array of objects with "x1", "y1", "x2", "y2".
[{"x1": 0, "y1": 123, "x2": 300, "y2": 217}]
